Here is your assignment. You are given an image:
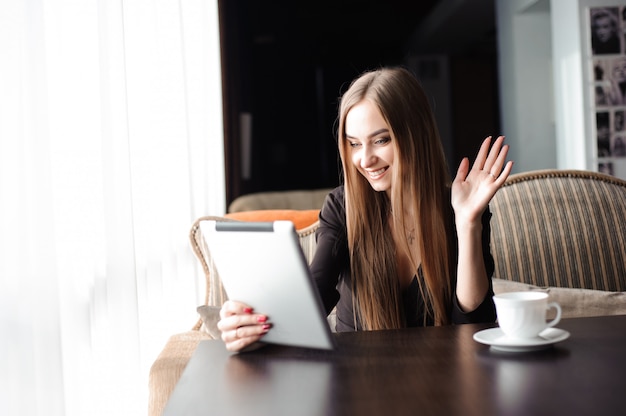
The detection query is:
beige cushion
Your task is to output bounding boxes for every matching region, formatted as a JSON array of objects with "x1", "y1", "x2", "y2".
[
  {"x1": 493, "y1": 278, "x2": 626, "y2": 319},
  {"x1": 227, "y1": 188, "x2": 332, "y2": 212}
]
